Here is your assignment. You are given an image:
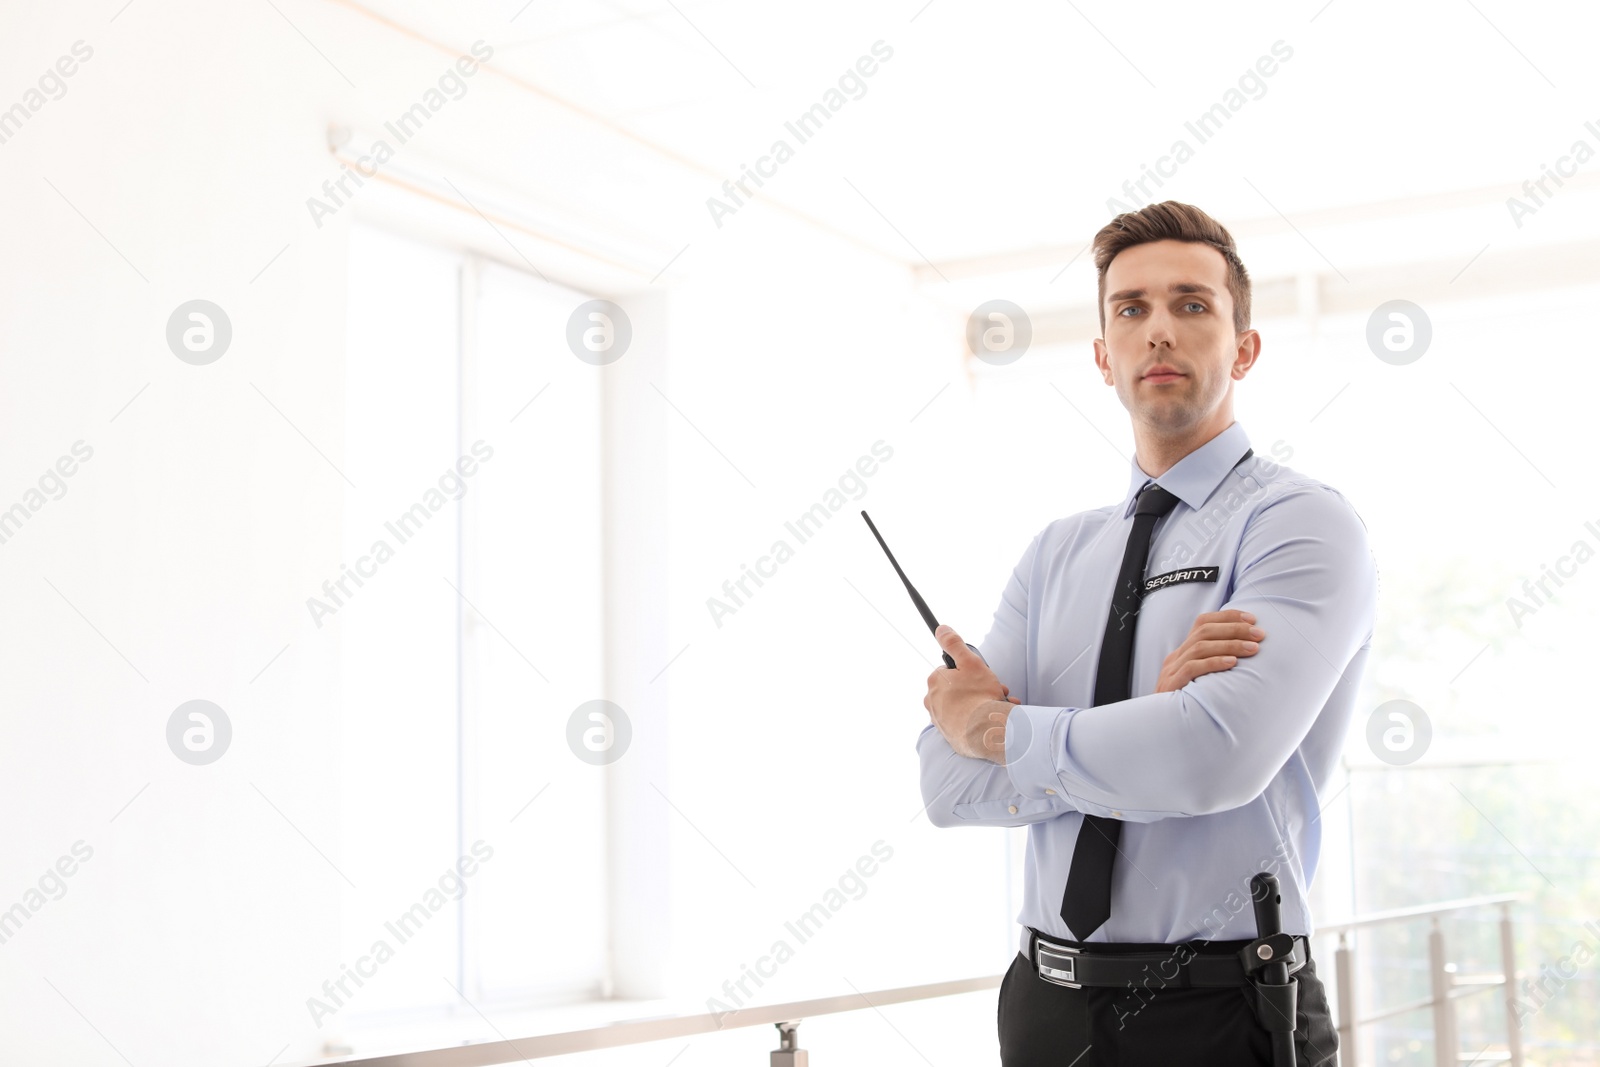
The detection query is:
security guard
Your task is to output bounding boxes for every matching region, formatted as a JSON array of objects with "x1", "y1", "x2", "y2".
[{"x1": 920, "y1": 201, "x2": 1375, "y2": 1066}]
